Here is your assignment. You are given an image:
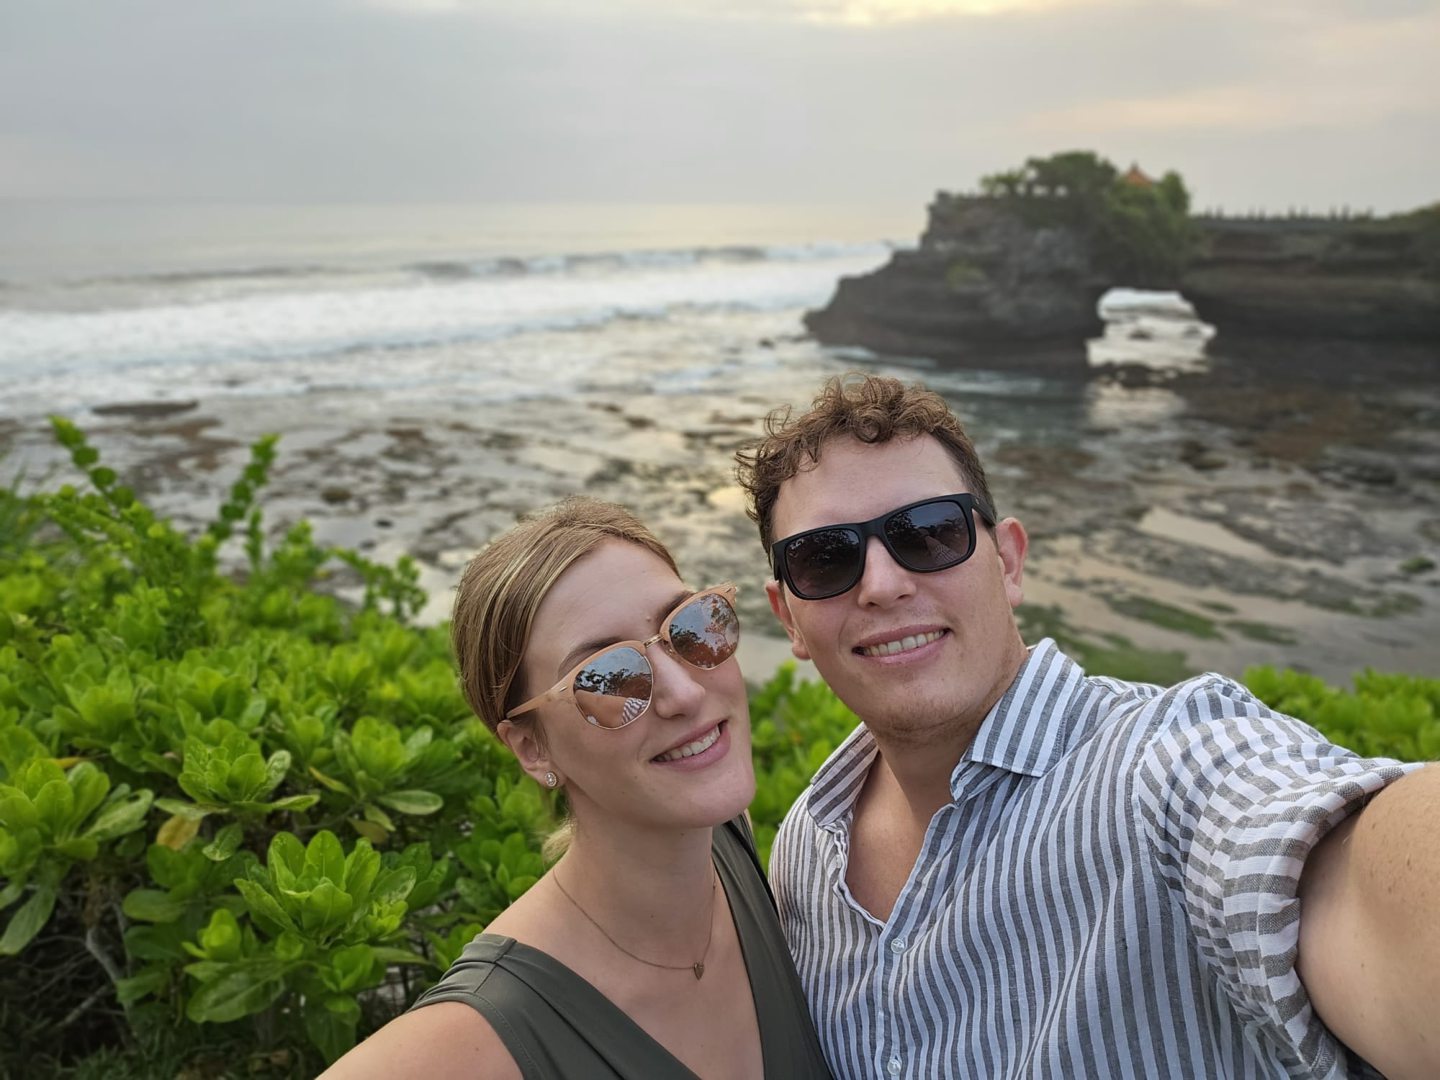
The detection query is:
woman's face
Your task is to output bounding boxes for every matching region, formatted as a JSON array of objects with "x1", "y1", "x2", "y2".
[{"x1": 513, "y1": 539, "x2": 755, "y2": 834}]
